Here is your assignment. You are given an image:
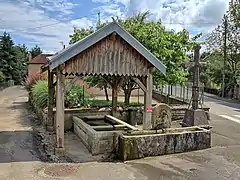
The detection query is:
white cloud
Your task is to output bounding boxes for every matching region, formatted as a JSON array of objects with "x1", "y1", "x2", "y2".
[
  {"x1": 124, "y1": 0, "x2": 230, "y2": 36},
  {"x1": 0, "y1": 0, "x2": 231, "y2": 54},
  {"x1": 0, "y1": 1, "x2": 93, "y2": 53}
]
